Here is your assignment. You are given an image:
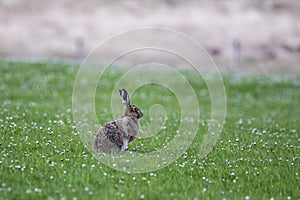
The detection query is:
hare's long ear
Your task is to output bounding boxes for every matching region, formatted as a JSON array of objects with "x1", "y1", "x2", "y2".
[
  {"x1": 119, "y1": 89, "x2": 130, "y2": 105},
  {"x1": 119, "y1": 89, "x2": 130, "y2": 115}
]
